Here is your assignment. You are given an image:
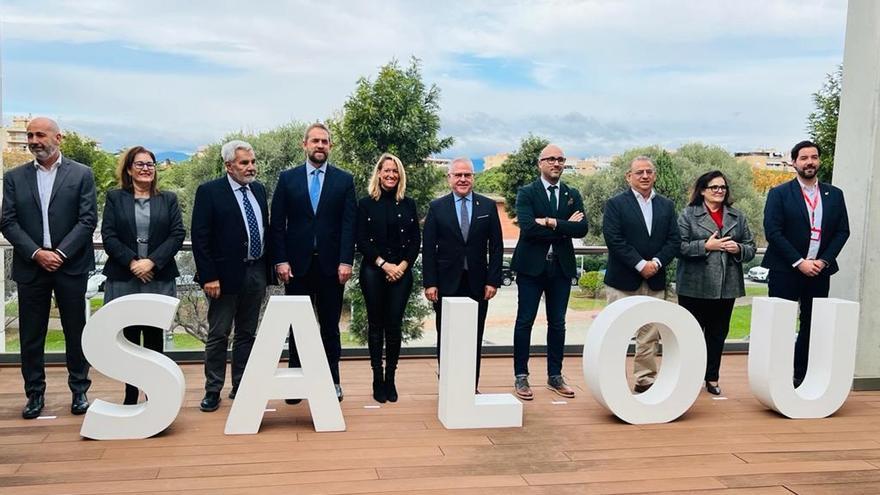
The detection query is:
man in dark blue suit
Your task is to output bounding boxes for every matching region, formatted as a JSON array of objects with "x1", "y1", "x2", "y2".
[
  {"x1": 602, "y1": 156, "x2": 680, "y2": 393},
  {"x1": 511, "y1": 144, "x2": 588, "y2": 400},
  {"x1": 192, "y1": 140, "x2": 271, "y2": 412},
  {"x1": 762, "y1": 140, "x2": 850, "y2": 388},
  {"x1": 422, "y1": 158, "x2": 503, "y2": 389},
  {"x1": 269, "y1": 123, "x2": 356, "y2": 401}
]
